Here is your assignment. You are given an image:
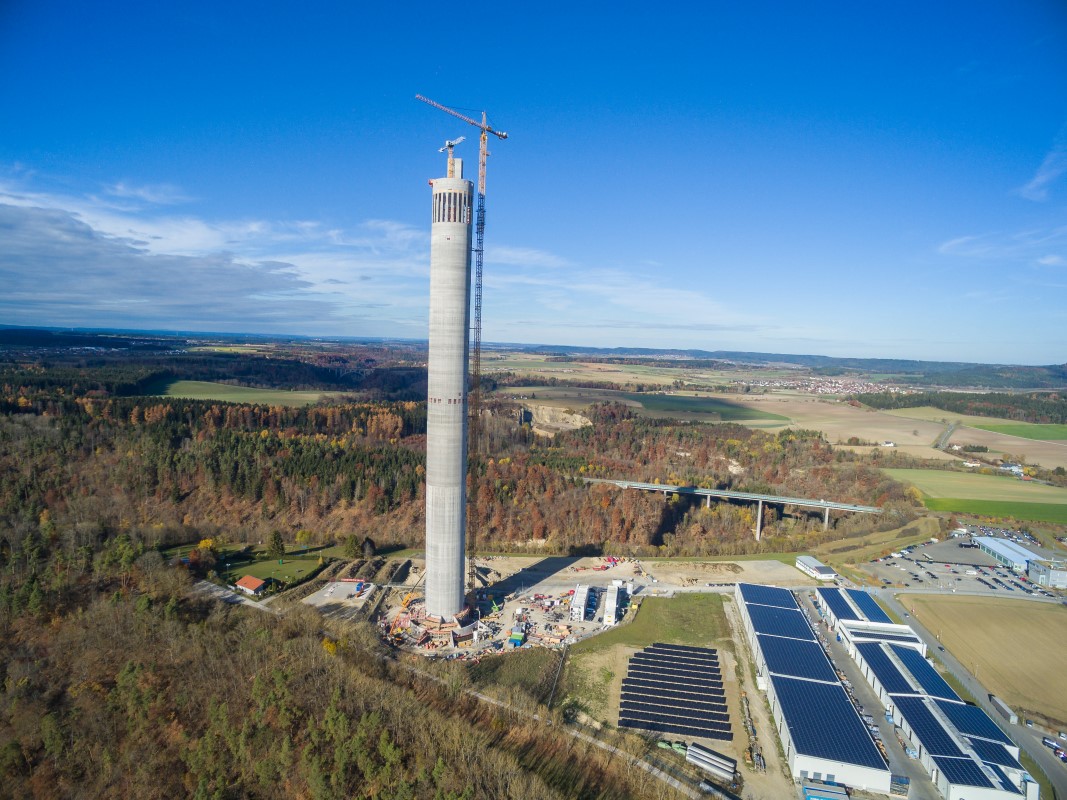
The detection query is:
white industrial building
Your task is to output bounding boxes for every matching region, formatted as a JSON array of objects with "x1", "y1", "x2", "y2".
[
  {"x1": 796, "y1": 555, "x2": 838, "y2": 581},
  {"x1": 974, "y1": 537, "x2": 1040, "y2": 572},
  {"x1": 571, "y1": 585, "x2": 590, "y2": 621},
  {"x1": 734, "y1": 583, "x2": 892, "y2": 793},
  {"x1": 1028, "y1": 560, "x2": 1067, "y2": 589}
]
